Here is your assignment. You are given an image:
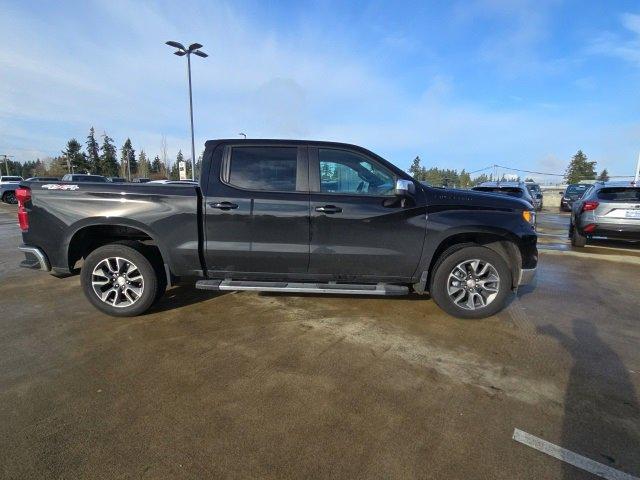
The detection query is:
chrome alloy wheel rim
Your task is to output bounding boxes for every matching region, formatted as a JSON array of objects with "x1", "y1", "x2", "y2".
[
  {"x1": 91, "y1": 257, "x2": 144, "y2": 308},
  {"x1": 447, "y1": 259, "x2": 500, "y2": 310}
]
